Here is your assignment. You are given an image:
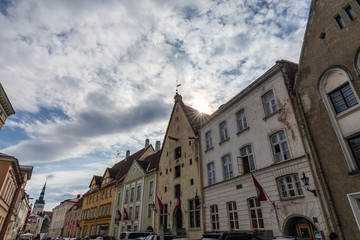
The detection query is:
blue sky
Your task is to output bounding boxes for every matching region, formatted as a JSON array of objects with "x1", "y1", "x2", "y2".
[{"x1": 0, "y1": 0, "x2": 311, "y2": 211}]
